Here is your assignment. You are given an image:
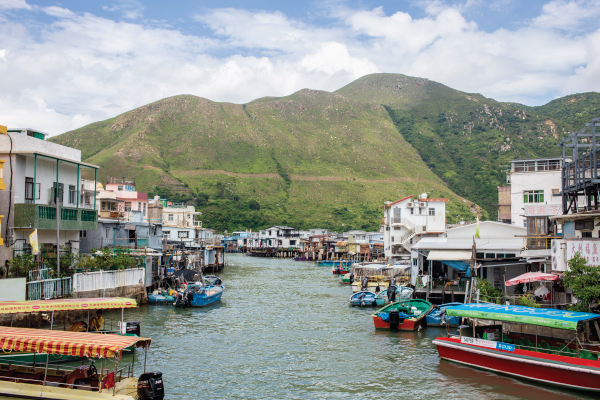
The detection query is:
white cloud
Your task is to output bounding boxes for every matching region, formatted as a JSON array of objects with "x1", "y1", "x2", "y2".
[
  {"x1": 102, "y1": 1, "x2": 144, "y2": 20},
  {"x1": 531, "y1": 0, "x2": 600, "y2": 31},
  {"x1": 0, "y1": 0, "x2": 600, "y2": 135},
  {"x1": 0, "y1": 0, "x2": 31, "y2": 10}
]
